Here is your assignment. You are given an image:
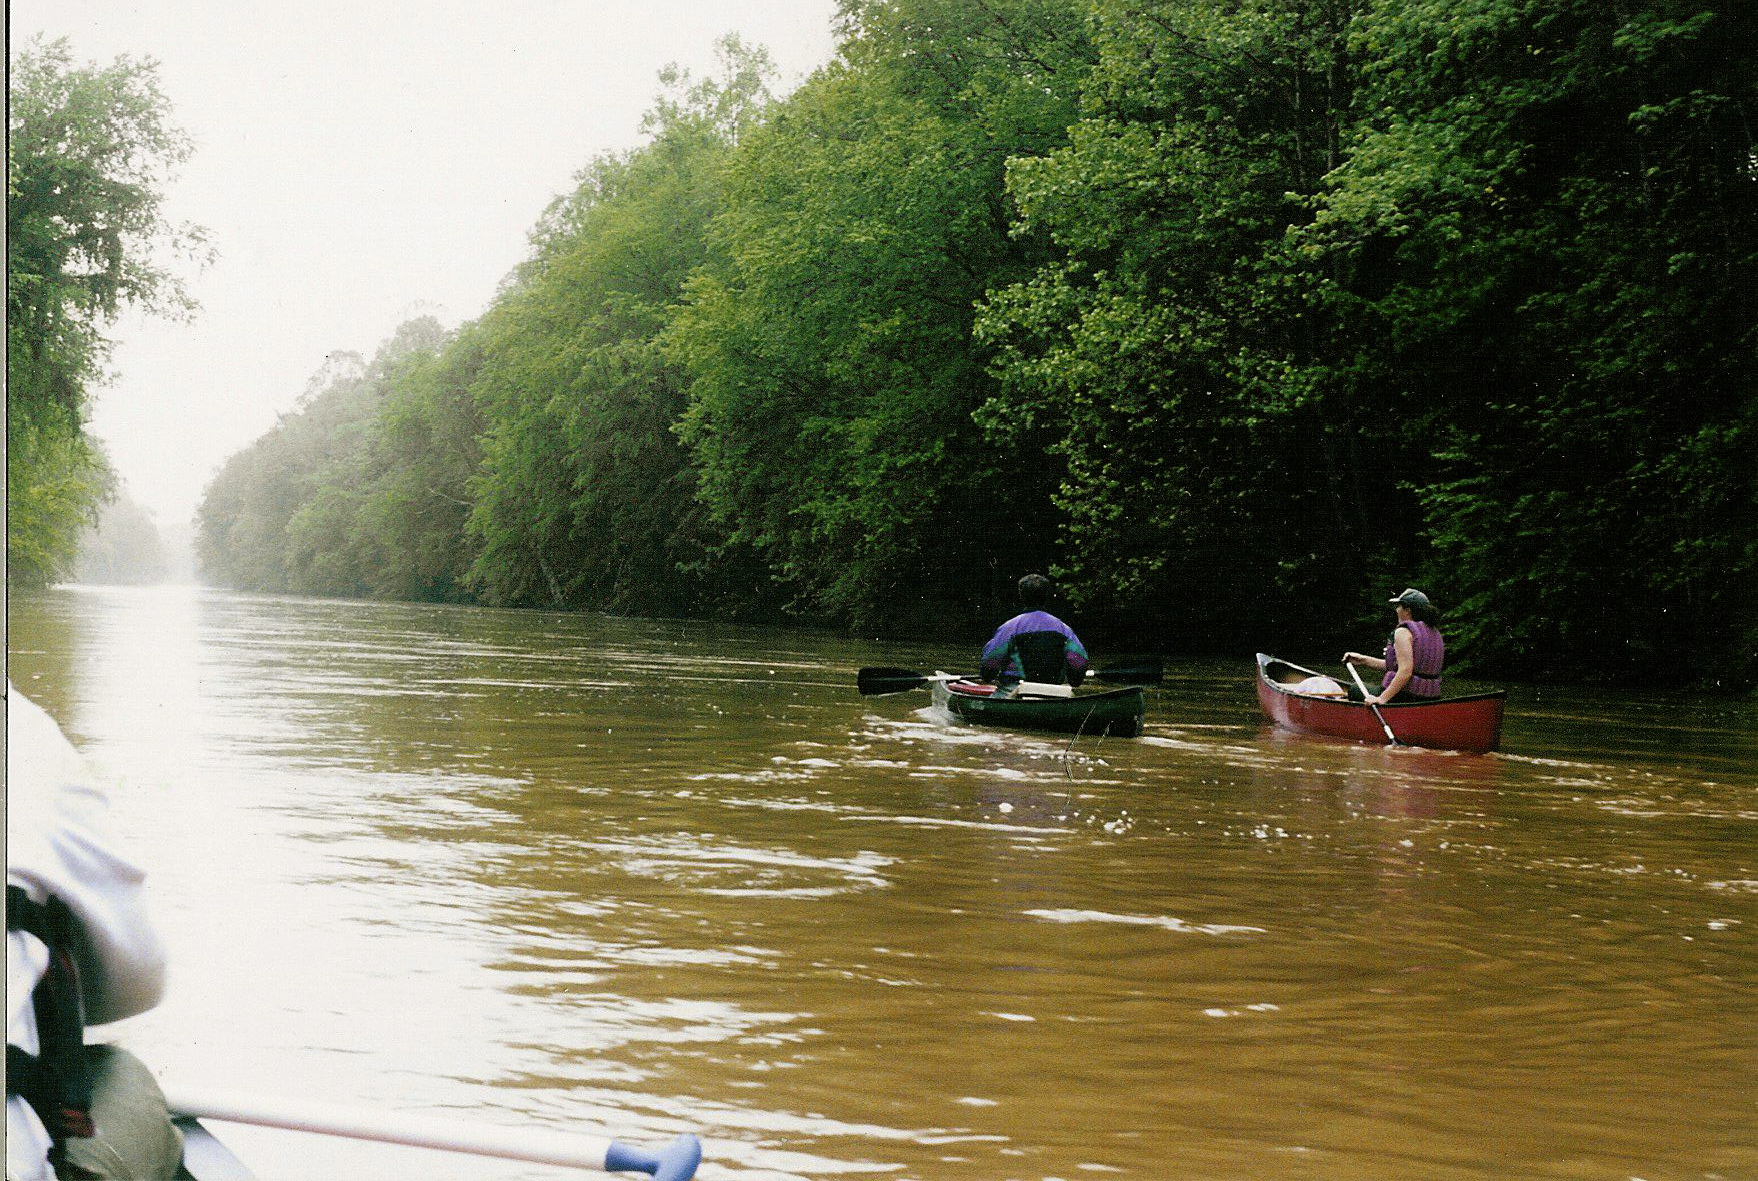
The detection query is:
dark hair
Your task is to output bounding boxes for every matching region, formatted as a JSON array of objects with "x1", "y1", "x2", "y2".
[{"x1": 1018, "y1": 573, "x2": 1052, "y2": 610}]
